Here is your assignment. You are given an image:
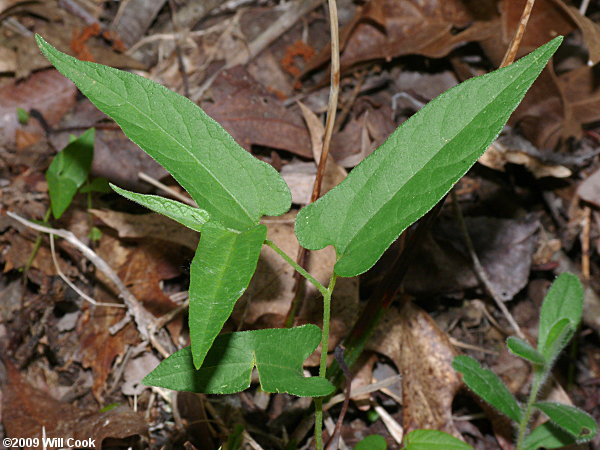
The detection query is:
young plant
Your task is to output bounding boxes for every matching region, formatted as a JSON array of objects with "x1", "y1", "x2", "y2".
[
  {"x1": 453, "y1": 273, "x2": 597, "y2": 449},
  {"x1": 35, "y1": 34, "x2": 563, "y2": 448}
]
